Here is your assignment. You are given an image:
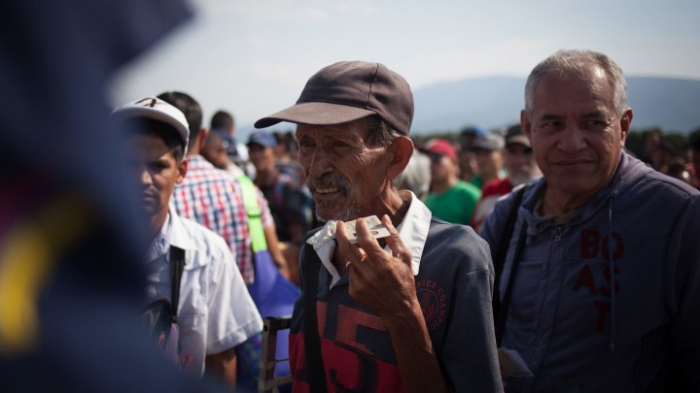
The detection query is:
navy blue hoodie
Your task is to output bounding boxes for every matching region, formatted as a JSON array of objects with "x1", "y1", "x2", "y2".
[{"x1": 481, "y1": 153, "x2": 700, "y2": 391}]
